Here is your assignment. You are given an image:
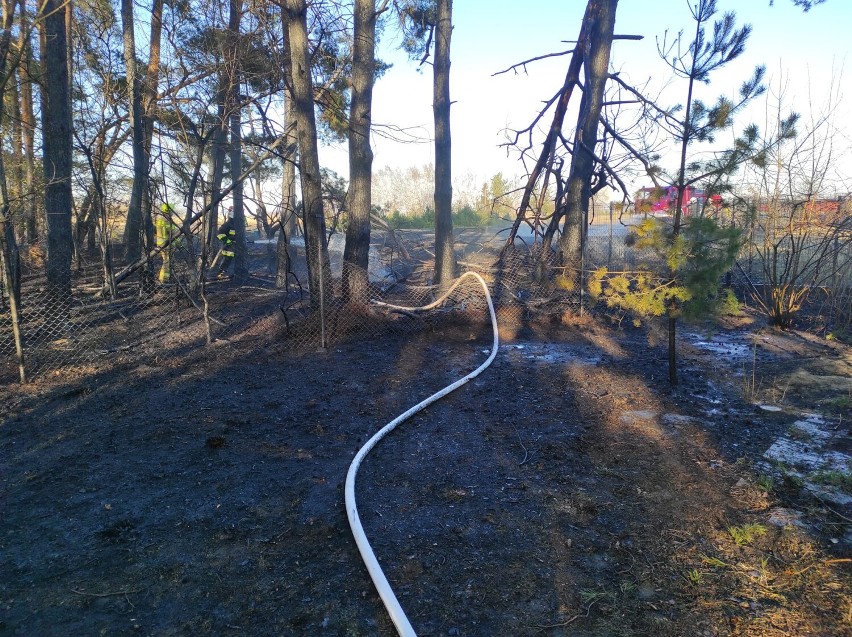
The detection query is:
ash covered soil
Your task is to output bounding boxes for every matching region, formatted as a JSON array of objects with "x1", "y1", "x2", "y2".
[{"x1": 1, "y1": 305, "x2": 850, "y2": 637}]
